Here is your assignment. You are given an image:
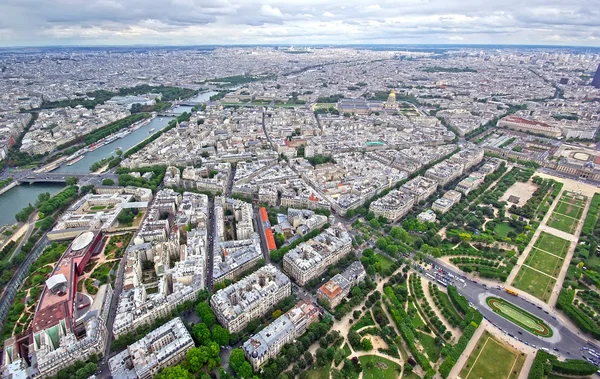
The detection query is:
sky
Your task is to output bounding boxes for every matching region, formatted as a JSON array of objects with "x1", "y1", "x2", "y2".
[{"x1": 1, "y1": 0, "x2": 599, "y2": 47}]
